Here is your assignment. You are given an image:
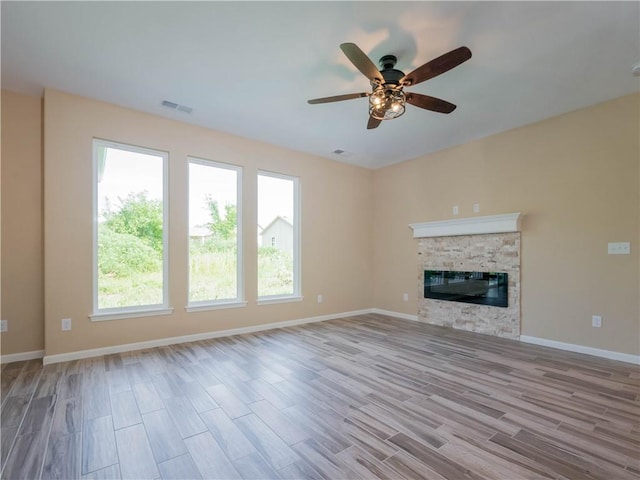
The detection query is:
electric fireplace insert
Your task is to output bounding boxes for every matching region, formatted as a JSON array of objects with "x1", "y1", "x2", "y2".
[{"x1": 424, "y1": 270, "x2": 508, "y2": 307}]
